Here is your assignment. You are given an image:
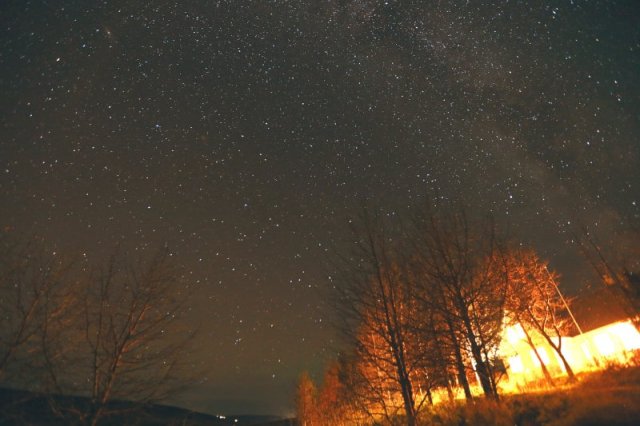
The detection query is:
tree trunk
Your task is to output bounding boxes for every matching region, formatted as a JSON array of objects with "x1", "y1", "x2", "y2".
[
  {"x1": 391, "y1": 344, "x2": 416, "y2": 426},
  {"x1": 89, "y1": 405, "x2": 102, "y2": 426},
  {"x1": 484, "y1": 349, "x2": 500, "y2": 401},
  {"x1": 468, "y1": 335, "x2": 495, "y2": 398},
  {"x1": 446, "y1": 319, "x2": 472, "y2": 400},
  {"x1": 426, "y1": 386, "x2": 433, "y2": 406},
  {"x1": 460, "y1": 307, "x2": 496, "y2": 399},
  {"x1": 521, "y1": 322, "x2": 555, "y2": 386},
  {"x1": 545, "y1": 335, "x2": 575, "y2": 381},
  {"x1": 445, "y1": 376, "x2": 455, "y2": 402}
]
